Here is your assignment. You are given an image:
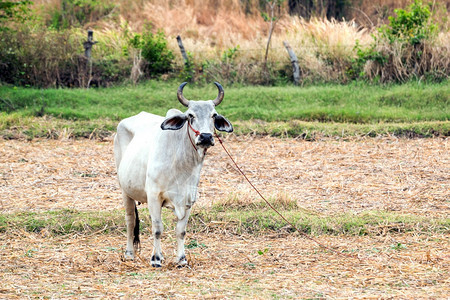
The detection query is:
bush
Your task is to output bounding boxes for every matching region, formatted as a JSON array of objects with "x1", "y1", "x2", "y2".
[
  {"x1": 348, "y1": 41, "x2": 387, "y2": 80},
  {"x1": 378, "y1": 0, "x2": 437, "y2": 46},
  {"x1": 0, "y1": 27, "x2": 83, "y2": 87},
  {"x1": 129, "y1": 26, "x2": 174, "y2": 77},
  {"x1": 350, "y1": 0, "x2": 447, "y2": 83}
]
